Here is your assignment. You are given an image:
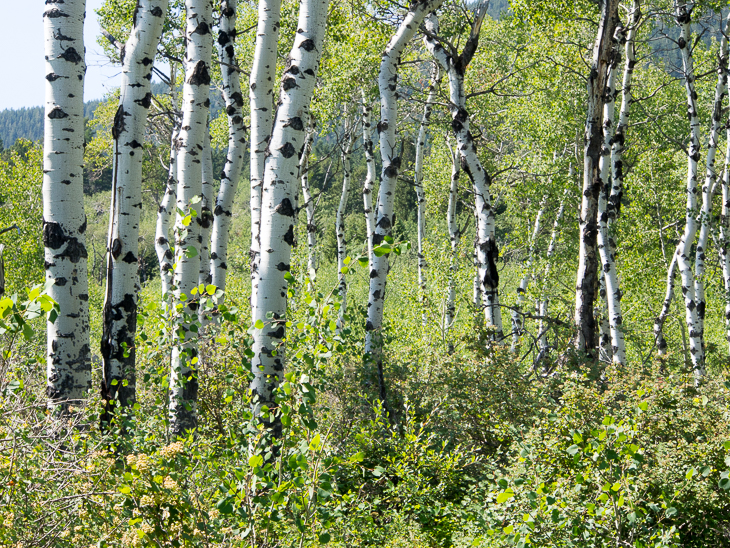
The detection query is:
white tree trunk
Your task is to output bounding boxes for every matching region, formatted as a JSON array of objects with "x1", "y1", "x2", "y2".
[
  {"x1": 511, "y1": 197, "x2": 545, "y2": 353},
  {"x1": 538, "y1": 188, "x2": 568, "y2": 354},
  {"x1": 414, "y1": 65, "x2": 440, "y2": 327},
  {"x1": 719, "y1": 132, "x2": 730, "y2": 353},
  {"x1": 155, "y1": 65, "x2": 180, "y2": 308},
  {"x1": 445, "y1": 142, "x2": 460, "y2": 331},
  {"x1": 249, "y1": 0, "x2": 283, "y2": 315},
  {"x1": 251, "y1": 0, "x2": 330, "y2": 432},
  {"x1": 692, "y1": 12, "x2": 729, "y2": 371},
  {"x1": 654, "y1": 248, "x2": 678, "y2": 355},
  {"x1": 43, "y1": 0, "x2": 91, "y2": 408},
  {"x1": 361, "y1": 91, "x2": 376, "y2": 265},
  {"x1": 673, "y1": 3, "x2": 705, "y2": 377},
  {"x1": 200, "y1": 130, "x2": 214, "y2": 288},
  {"x1": 597, "y1": 51, "x2": 626, "y2": 365},
  {"x1": 337, "y1": 121, "x2": 354, "y2": 323},
  {"x1": 100, "y1": 0, "x2": 169, "y2": 417},
  {"x1": 574, "y1": 0, "x2": 620, "y2": 356},
  {"x1": 424, "y1": 10, "x2": 502, "y2": 339},
  {"x1": 211, "y1": 0, "x2": 247, "y2": 294},
  {"x1": 169, "y1": 0, "x2": 213, "y2": 436},
  {"x1": 365, "y1": 0, "x2": 444, "y2": 402},
  {"x1": 300, "y1": 119, "x2": 317, "y2": 281}
]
